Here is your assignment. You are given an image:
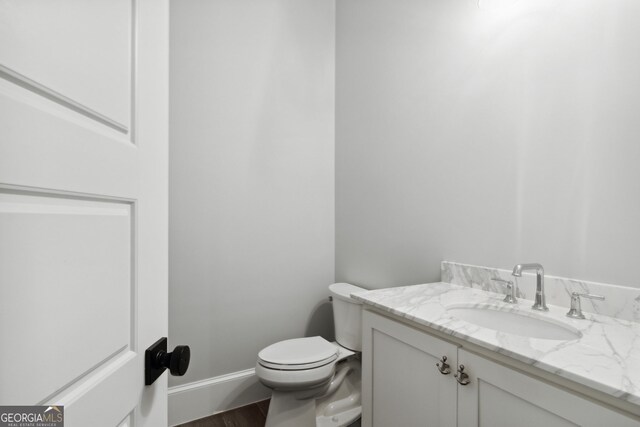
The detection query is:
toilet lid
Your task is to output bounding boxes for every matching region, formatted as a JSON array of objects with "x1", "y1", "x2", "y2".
[{"x1": 258, "y1": 337, "x2": 338, "y2": 370}]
